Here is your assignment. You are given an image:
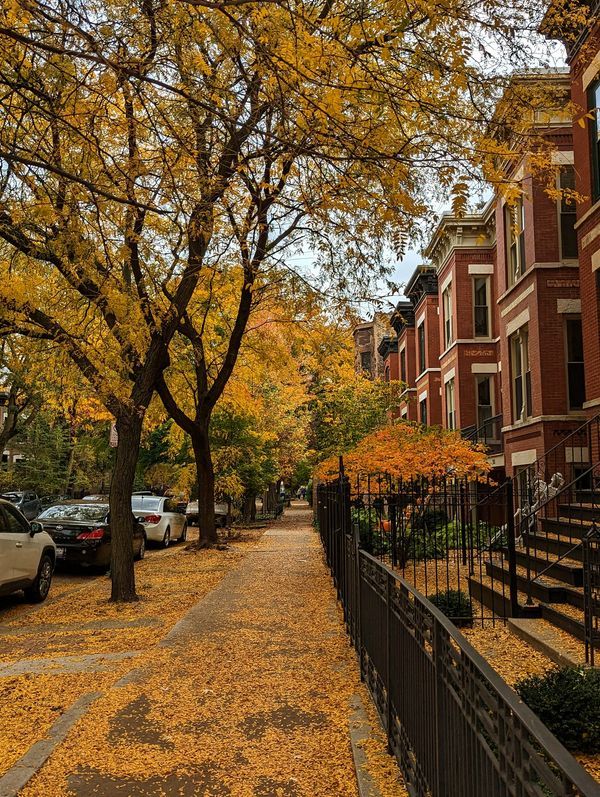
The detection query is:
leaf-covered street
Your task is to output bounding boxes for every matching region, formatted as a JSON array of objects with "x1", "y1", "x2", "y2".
[{"x1": 0, "y1": 504, "x2": 405, "y2": 797}]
